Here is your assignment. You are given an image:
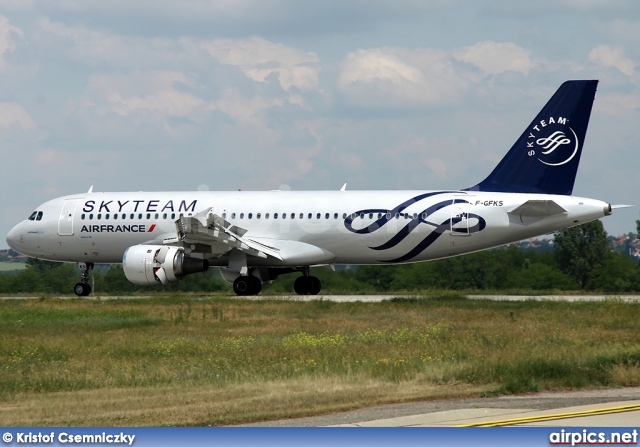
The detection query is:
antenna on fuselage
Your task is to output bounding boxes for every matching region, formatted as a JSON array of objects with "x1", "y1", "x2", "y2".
[{"x1": 87, "y1": 185, "x2": 94, "y2": 193}]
